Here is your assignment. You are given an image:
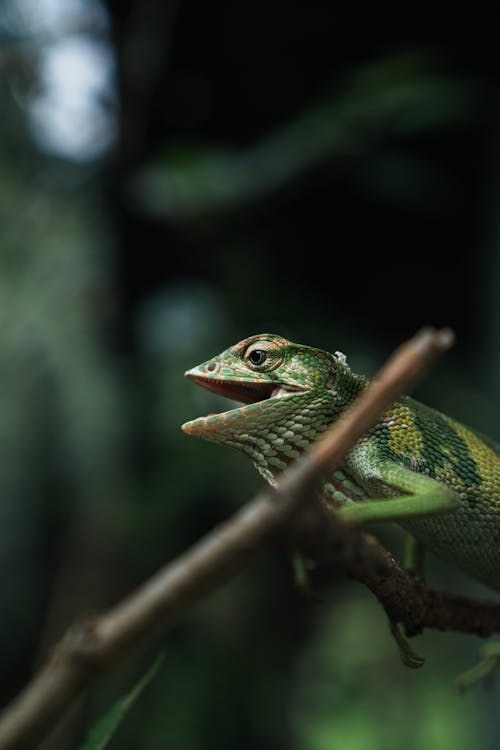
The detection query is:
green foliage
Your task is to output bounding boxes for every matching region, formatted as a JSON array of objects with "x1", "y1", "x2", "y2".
[
  {"x1": 76, "y1": 654, "x2": 164, "y2": 750},
  {"x1": 136, "y1": 55, "x2": 472, "y2": 222}
]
